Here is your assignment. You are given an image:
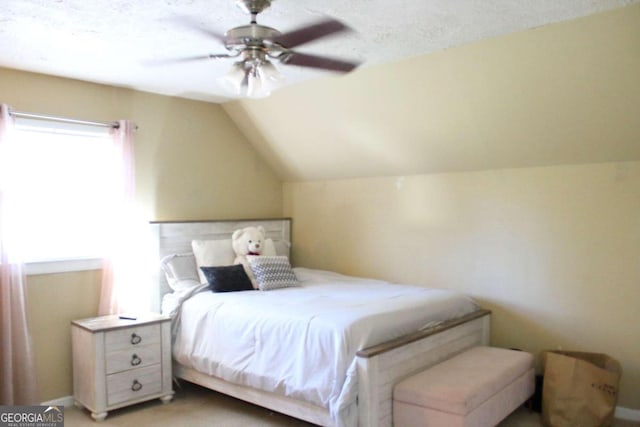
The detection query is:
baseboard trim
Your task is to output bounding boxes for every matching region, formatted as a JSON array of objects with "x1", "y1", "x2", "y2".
[
  {"x1": 616, "y1": 406, "x2": 640, "y2": 422},
  {"x1": 39, "y1": 395, "x2": 639, "y2": 421},
  {"x1": 41, "y1": 395, "x2": 75, "y2": 407}
]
